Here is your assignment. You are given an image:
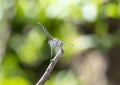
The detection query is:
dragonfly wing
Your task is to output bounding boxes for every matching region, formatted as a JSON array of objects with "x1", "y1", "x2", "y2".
[
  {"x1": 48, "y1": 40, "x2": 55, "y2": 58},
  {"x1": 54, "y1": 46, "x2": 60, "y2": 54},
  {"x1": 48, "y1": 39, "x2": 64, "y2": 58},
  {"x1": 62, "y1": 41, "x2": 74, "y2": 46}
]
